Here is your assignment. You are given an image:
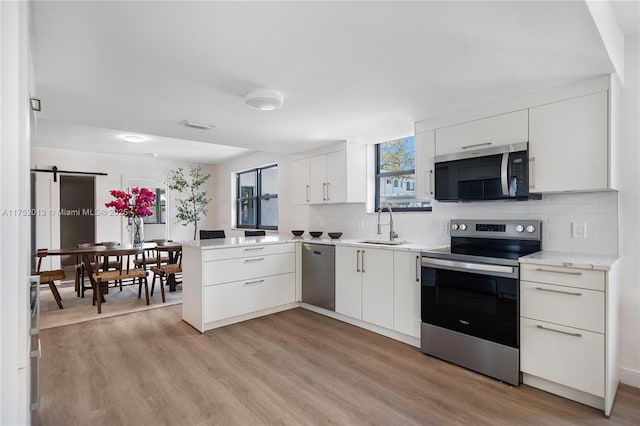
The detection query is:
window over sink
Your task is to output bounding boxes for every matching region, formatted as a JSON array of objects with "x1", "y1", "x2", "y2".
[
  {"x1": 235, "y1": 164, "x2": 278, "y2": 230},
  {"x1": 375, "y1": 136, "x2": 431, "y2": 212}
]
